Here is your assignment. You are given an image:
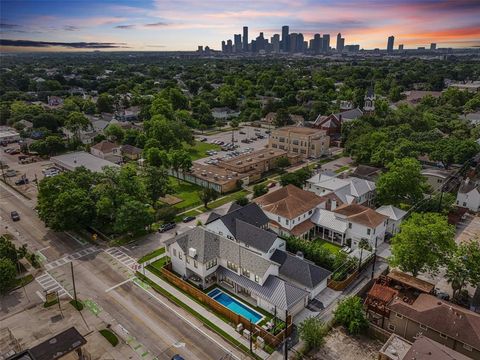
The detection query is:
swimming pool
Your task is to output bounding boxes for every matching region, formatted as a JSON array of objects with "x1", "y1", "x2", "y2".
[{"x1": 207, "y1": 288, "x2": 264, "y2": 324}]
